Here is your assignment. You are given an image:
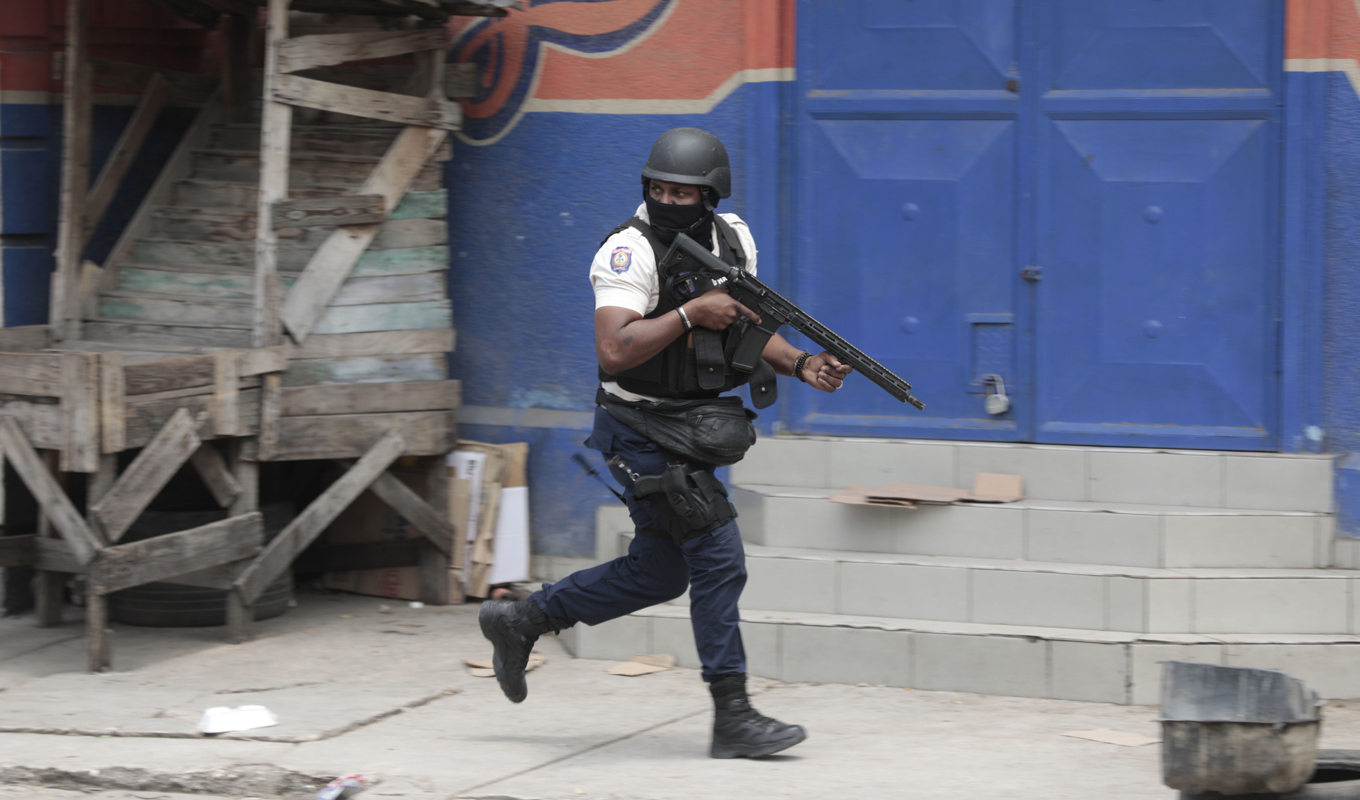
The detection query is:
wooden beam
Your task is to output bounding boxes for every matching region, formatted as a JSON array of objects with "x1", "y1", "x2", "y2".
[
  {"x1": 419, "y1": 455, "x2": 452, "y2": 604},
  {"x1": 252, "y1": 410, "x2": 454, "y2": 461},
  {"x1": 34, "y1": 537, "x2": 84, "y2": 574},
  {"x1": 240, "y1": 345, "x2": 289, "y2": 376},
  {"x1": 52, "y1": 0, "x2": 91, "y2": 342},
  {"x1": 258, "y1": 373, "x2": 281, "y2": 461},
  {"x1": 212, "y1": 350, "x2": 240, "y2": 436},
  {"x1": 0, "y1": 535, "x2": 36, "y2": 568},
  {"x1": 124, "y1": 387, "x2": 260, "y2": 448},
  {"x1": 87, "y1": 592, "x2": 110, "y2": 672},
  {"x1": 254, "y1": 0, "x2": 290, "y2": 349},
  {"x1": 190, "y1": 444, "x2": 242, "y2": 508},
  {"x1": 0, "y1": 419, "x2": 103, "y2": 564},
  {"x1": 283, "y1": 380, "x2": 459, "y2": 417},
  {"x1": 0, "y1": 353, "x2": 63, "y2": 397},
  {"x1": 92, "y1": 512, "x2": 263, "y2": 594},
  {"x1": 271, "y1": 75, "x2": 461, "y2": 131},
  {"x1": 91, "y1": 407, "x2": 201, "y2": 543},
  {"x1": 289, "y1": 329, "x2": 454, "y2": 359},
  {"x1": 367, "y1": 469, "x2": 453, "y2": 556},
  {"x1": 273, "y1": 194, "x2": 385, "y2": 228},
  {"x1": 281, "y1": 125, "x2": 448, "y2": 342},
  {"x1": 123, "y1": 353, "x2": 218, "y2": 395},
  {"x1": 60, "y1": 352, "x2": 99, "y2": 473},
  {"x1": 235, "y1": 430, "x2": 404, "y2": 602},
  {"x1": 277, "y1": 29, "x2": 448, "y2": 74},
  {"x1": 99, "y1": 351, "x2": 125, "y2": 453},
  {"x1": 76, "y1": 260, "x2": 102, "y2": 321},
  {"x1": 84, "y1": 72, "x2": 168, "y2": 241},
  {"x1": 0, "y1": 325, "x2": 52, "y2": 352}
]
